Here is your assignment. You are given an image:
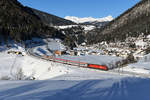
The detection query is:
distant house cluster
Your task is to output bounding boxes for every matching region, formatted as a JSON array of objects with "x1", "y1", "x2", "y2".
[{"x1": 91, "y1": 34, "x2": 150, "y2": 61}]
